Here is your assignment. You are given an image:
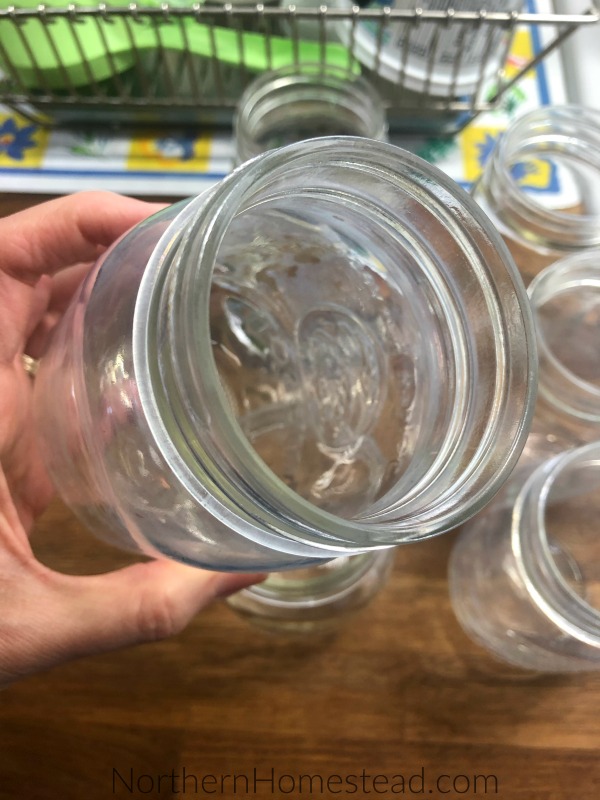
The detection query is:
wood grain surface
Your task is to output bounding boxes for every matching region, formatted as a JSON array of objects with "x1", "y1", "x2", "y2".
[{"x1": 1, "y1": 193, "x2": 599, "y2": 800}]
